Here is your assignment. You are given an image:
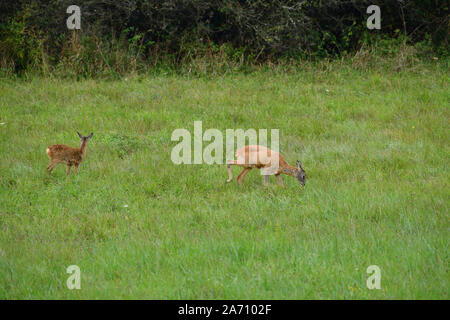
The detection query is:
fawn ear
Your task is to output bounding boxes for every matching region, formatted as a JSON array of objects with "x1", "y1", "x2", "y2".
[
  {"x1": 77, "y1": 131, "x2": 83, "y2": 139},
  {"x1": 87, "y1": 132, "x2": 93, "y2": 139},
  {"x1": 296, "y1": 160, "x2": 303, "y2": 169}
]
